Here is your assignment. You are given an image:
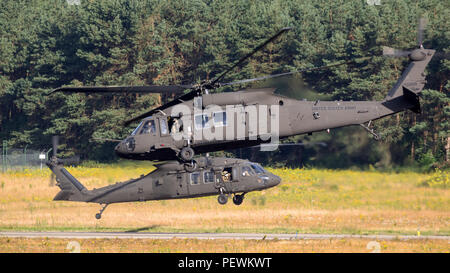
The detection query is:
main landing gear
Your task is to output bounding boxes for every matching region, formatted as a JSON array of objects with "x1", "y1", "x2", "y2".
[
  {"x1": 184, "y1": 160, "x2": 197, "y2": 172},
  {"x1": 217, "y1": 190, "x2": 246, "y2": 206},
  {"x1": 218, "y1": 194, "x2": 228, "y2": 205},
  {"x1": 232, "y1": 194, "x2": 244, "y2": 205},
  {"x1": 178, "y1": 147, "x2": 198, "y2": 172},
  {"x1": 179, "y1": 146, "x2": 194, "y2": 161}
]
